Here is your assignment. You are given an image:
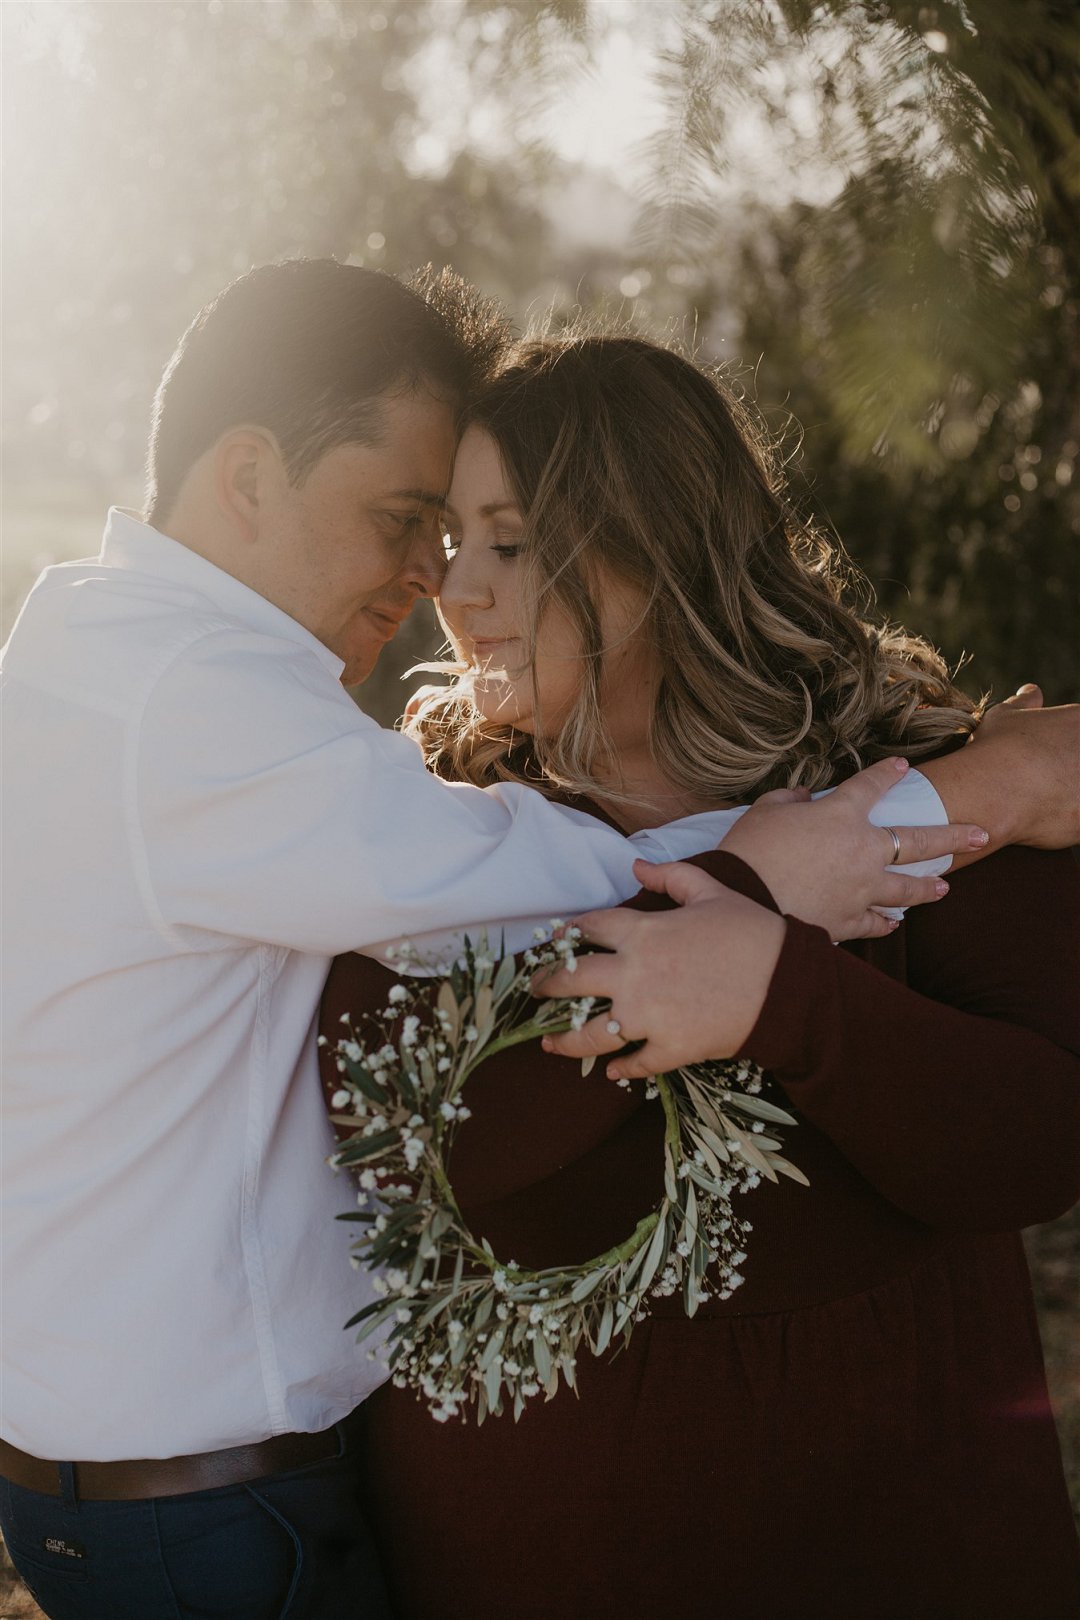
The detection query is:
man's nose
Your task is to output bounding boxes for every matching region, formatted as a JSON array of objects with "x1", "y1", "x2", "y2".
[{"x1": 401, "y1": 529, "x2": 448, "y2": 599}]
